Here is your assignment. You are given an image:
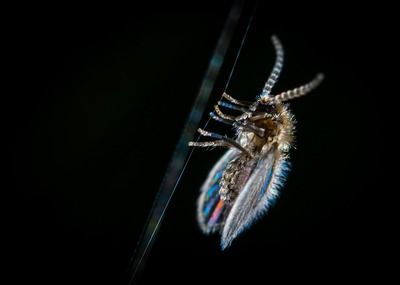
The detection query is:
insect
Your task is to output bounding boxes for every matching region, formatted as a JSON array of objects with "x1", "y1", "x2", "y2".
[{"x1": 188, "y1": 36, "x2": 324, "y2": 249}]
